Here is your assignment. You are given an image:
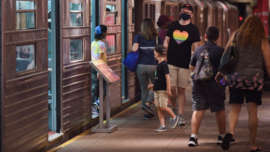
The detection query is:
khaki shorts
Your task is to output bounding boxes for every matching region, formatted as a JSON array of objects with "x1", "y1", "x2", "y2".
[
  {"x1": 168, "y1": 64, "x2": 190, "y2": 88},
  {"x1": 154, "y1": 91, "x2": 168, "y2": 108}
]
